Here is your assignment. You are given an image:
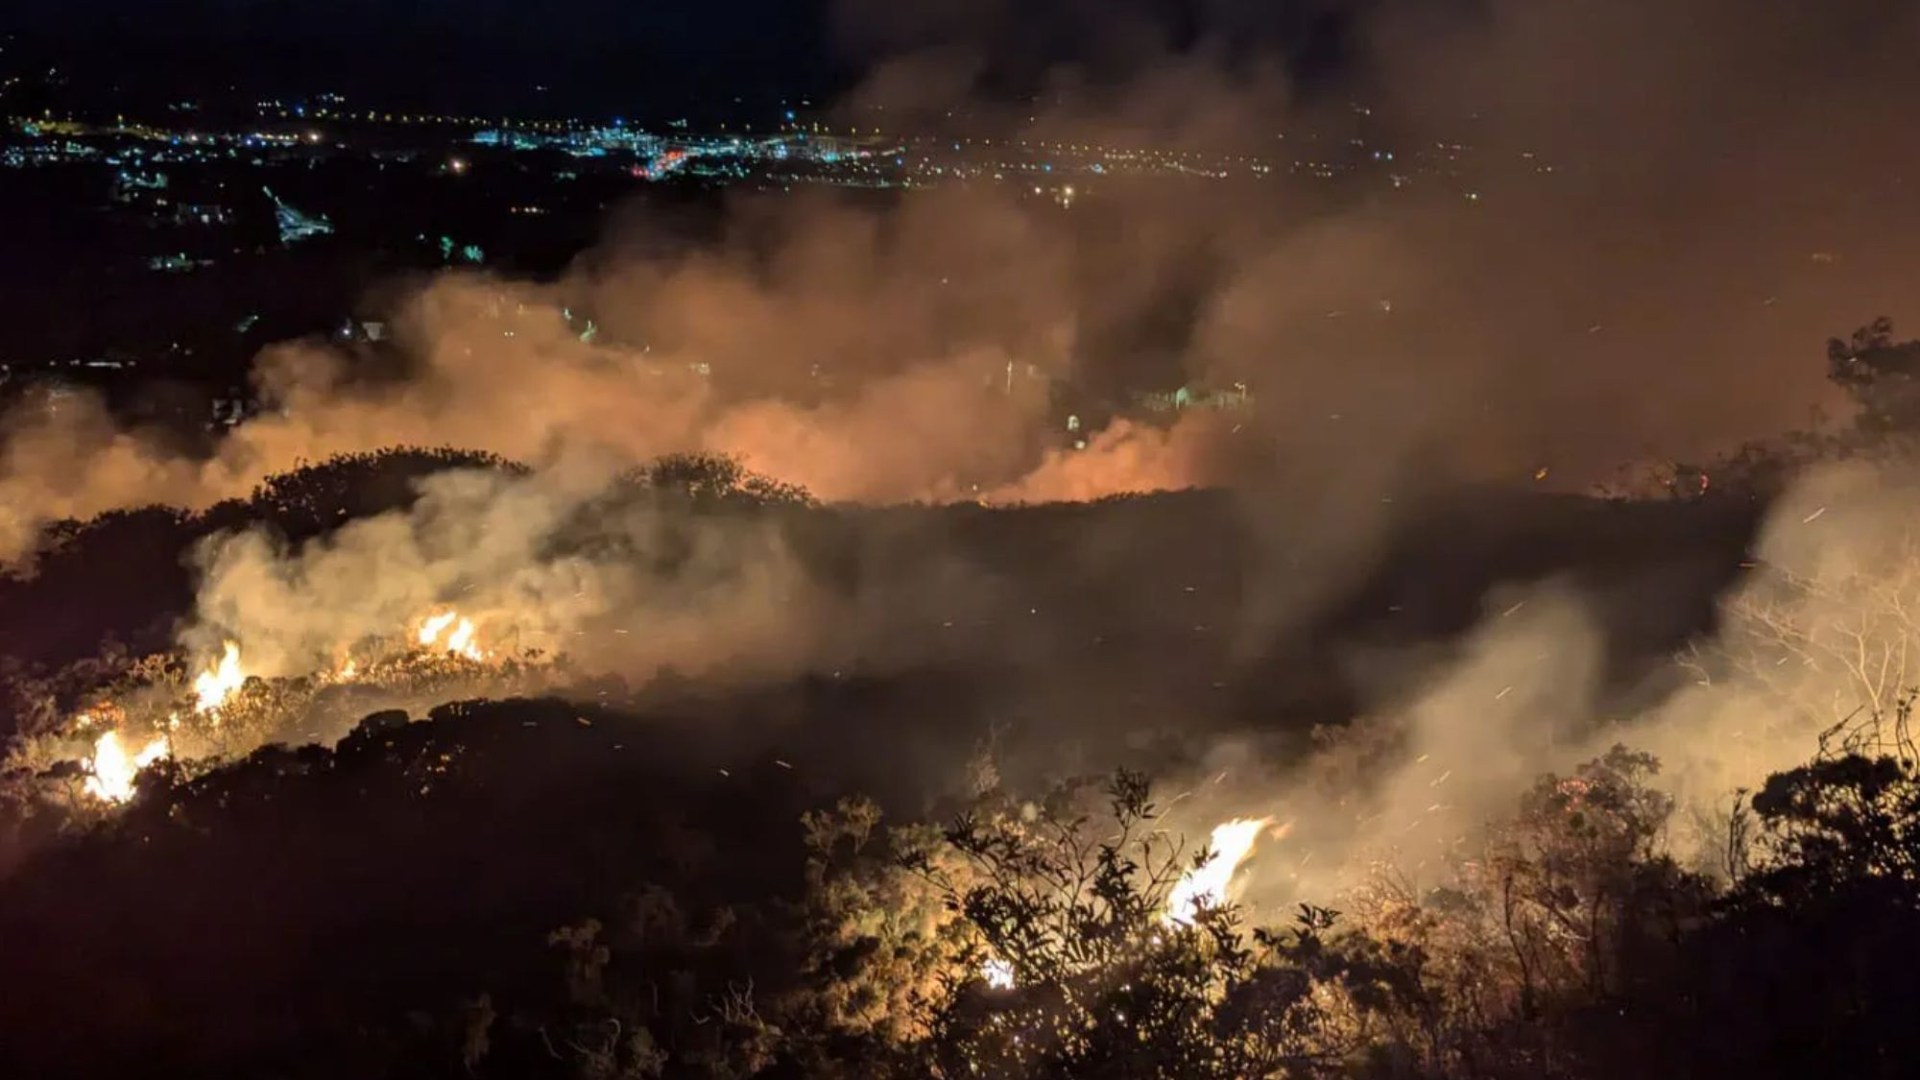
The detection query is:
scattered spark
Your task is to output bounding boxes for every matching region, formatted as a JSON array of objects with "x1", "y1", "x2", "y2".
[{"x1": 1802, "y1": 507, "x2": 1827, "y2": 524}]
